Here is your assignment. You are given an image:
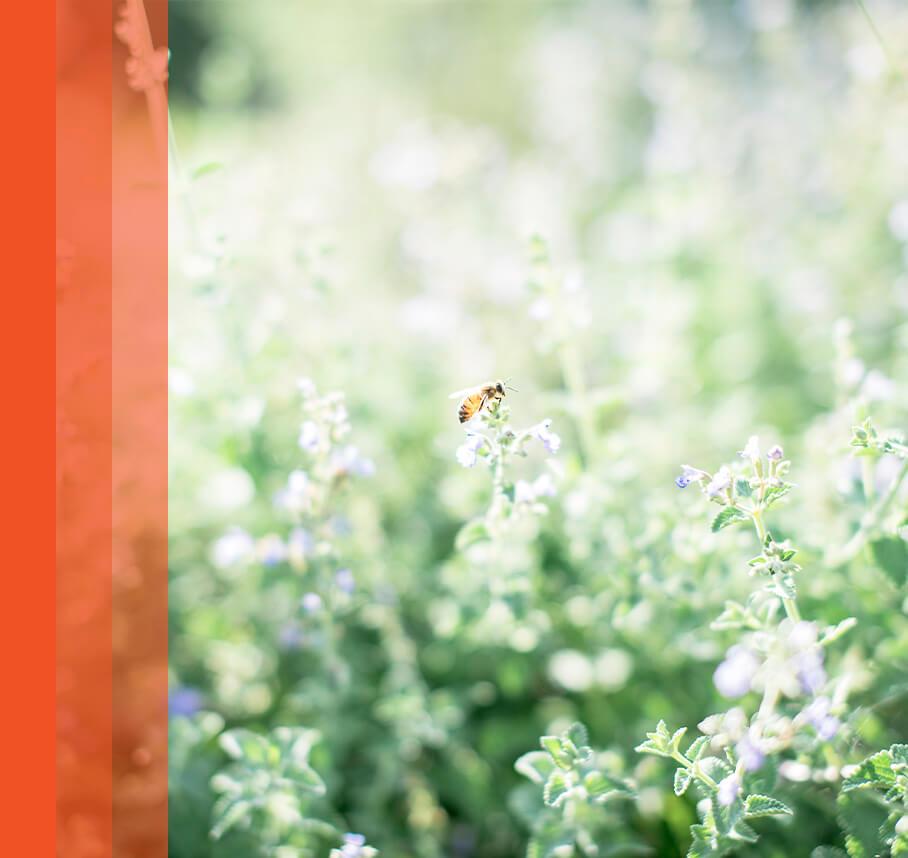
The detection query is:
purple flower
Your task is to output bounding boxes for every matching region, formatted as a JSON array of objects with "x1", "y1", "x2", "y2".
[
  {"x1": 736, "y1": 732, "x2": 765, "y2": 771},
  {"x1": 802, "y1": 696, "x2": 840, "y2": 740},
  {"x1": 169, "y1": 686, "x2": 203, "y2": 718},
  {"x1": 714, "y1": 645, "x2": 759, "y2": 698},
  {"x1": 298, "y1": 420, "x2": 321, "y2": 451},
  {"x1": 674, "y1": 465, "x2": 706, "y2": 488},
  {"x1": 456, "y1": 434, "x2": 486, "y2": 468},
  {"x1": 288, "y1": 527, "x2": 314, "y2": 562},
  {"x1": 340, "y1": 833, "x2": 367, "y2": 857},
  {"x1": 529, "y1": 419, "x2": 561, "y2": 454},
  {"x1": 795, "y1": 650, "x2": 827, "y2": 696},
  {"x1": 332, "y1": 445, "x2": 376, "y2": 477},
  {"x1": 335, "y1": 568, "x2": 355, "y2": 594},
  {"x1": 278, "y1": 623, "x2": 303, "y2": 650},
  {"x1": 717, "y1": 774, "x2": 741, "y2": 807},
  {"x1": 212, "y1": 527, "x2": 254, "y2": 569},
  {"x1": 257, "y1": 534, "x2": 287, "y2": 567},
  {"x1": 301, "y1": 592, "x2": 323, "y2": 612},
  {"x1": 767, "y1": 444, "x2": 784, "y2": 461}
]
